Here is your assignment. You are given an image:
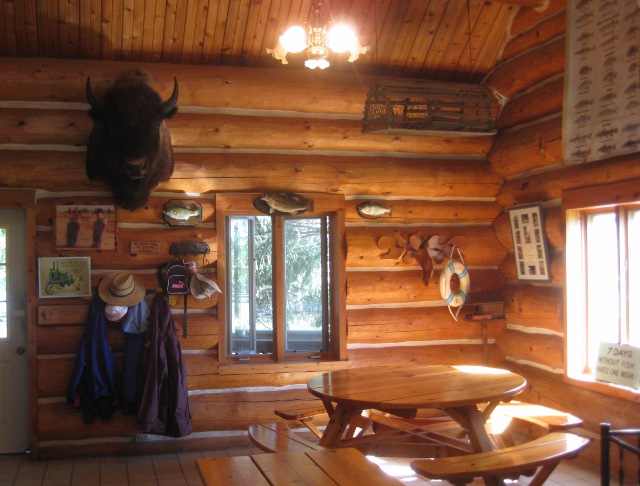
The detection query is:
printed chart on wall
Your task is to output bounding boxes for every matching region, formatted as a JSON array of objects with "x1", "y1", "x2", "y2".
[{"x1": 563, "y1": 0, "x2": 640, "y2": 164}]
